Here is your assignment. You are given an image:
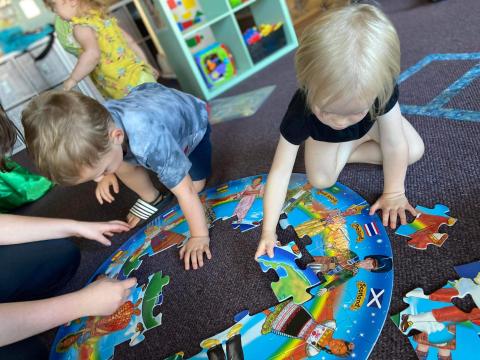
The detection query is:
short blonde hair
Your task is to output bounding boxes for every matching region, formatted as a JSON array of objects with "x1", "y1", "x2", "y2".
[
  {"x1": 22, "y1": 91, "x2": 112, "y2": 185},
  {"x1": 295, "y1": 3, "x2": 400, "y2": 118},
  {"x1": 43, "y1": 0, "x2": 111, "y2": 16}
]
